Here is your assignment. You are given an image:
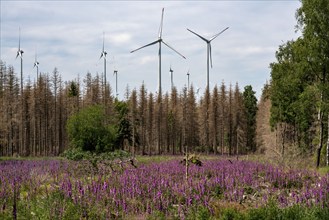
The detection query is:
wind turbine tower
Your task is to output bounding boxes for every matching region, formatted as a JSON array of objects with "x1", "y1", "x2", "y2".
[
  {"x1": 114, "y1": 70, "x2": 118, "y2": 99},
  {"x1": 16, "y1": 27, "x2": 24, "y2": 95},
  {"x1": 169, "y1": 66, "x2": 174, "y2": 90},
  {"x1": 187, "y1": 70, "x2": 190, "y2": 89},
  {"x1": 187, "y1": 26, "x2": 228, "y2": 149},
  {"x1": 187, "y1": 27, "x2": 228, "y2": 92},
  {"x1": 16, "y1": 27, "x2": 24, "y2": 154},
  {"x1": 131, "y1": 8, "x2": 186, "y2": 154}
]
